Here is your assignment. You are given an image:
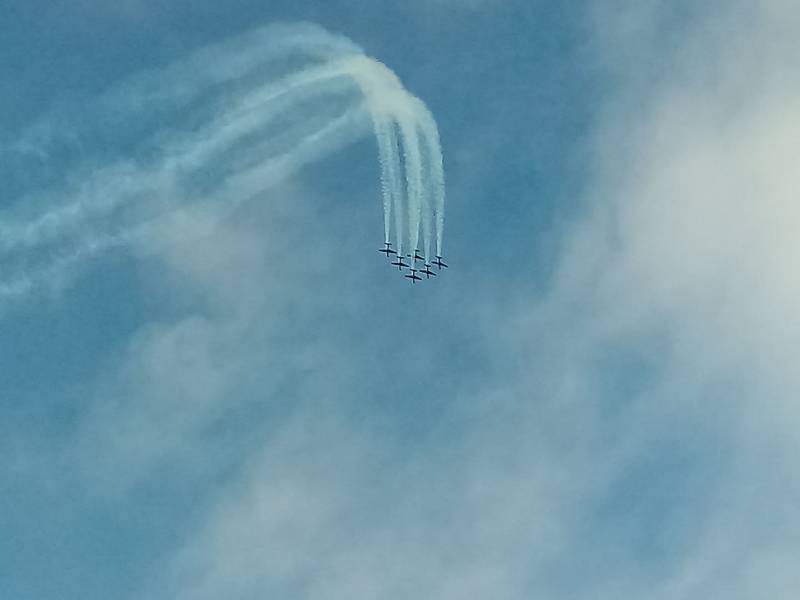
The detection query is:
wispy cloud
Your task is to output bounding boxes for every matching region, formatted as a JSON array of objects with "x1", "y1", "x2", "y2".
[
  {"x1": 145, "y1": 3, "x2": 800, "y2": 598},
  {"x1": 4, "y1": 4, "x2": 800, "y2": 599}
]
